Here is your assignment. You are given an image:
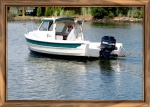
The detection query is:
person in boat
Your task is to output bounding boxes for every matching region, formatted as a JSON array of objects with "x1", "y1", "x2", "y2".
[
  {"x1": 66, "y1": 18, "x2": 84, "y2": 40},
  {"x1": 74, "y1": 18, "x2": 83, "y2": 40},
  {"x1": 62, "y1": 25, "x2": 73, "y2": 40},
  {"x1": 67, "y1": 25, "x2": 73, "y2": 32},
  {"x1": 66, "y1": 18, "x2": 78, "y2": 40},
  {"x1": 67, "y1": 18, "x2": 78, "y2": 32}
]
